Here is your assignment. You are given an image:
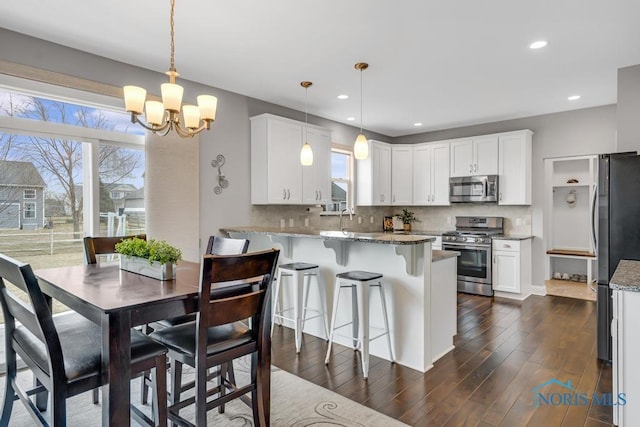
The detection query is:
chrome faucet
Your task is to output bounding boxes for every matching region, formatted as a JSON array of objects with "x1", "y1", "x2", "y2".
[{"x1": 339, "y1": 207, "x2": 353, "y2": 231}]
